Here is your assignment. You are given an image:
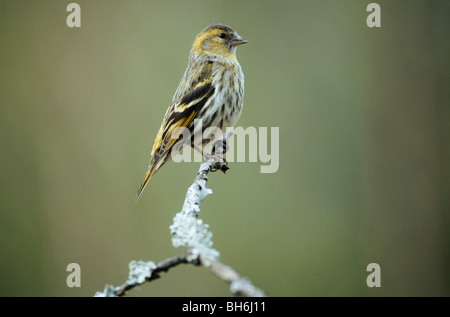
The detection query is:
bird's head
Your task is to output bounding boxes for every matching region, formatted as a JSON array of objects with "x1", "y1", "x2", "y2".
[{"x1": 192, "y1": 24, "x2": 248, "y2": 60}]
